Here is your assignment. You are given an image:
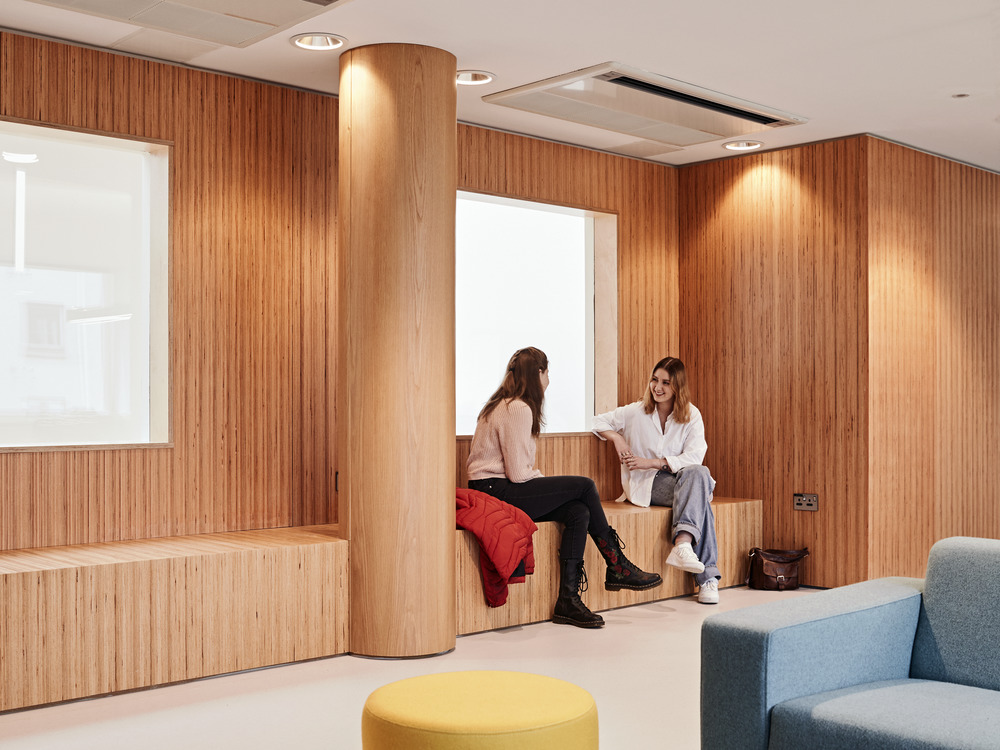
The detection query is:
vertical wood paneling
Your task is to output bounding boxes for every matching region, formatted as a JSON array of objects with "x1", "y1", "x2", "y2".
[
  {"x1": 866, "y1": 139, "x2": 939, "y2": 577},
  {"x1": 681, "y1": 136, "x2": 1000, "y2": 585},
  {"x1": 867, "y1": 140, "x2": 1000, "y2": 577},
  {"x1": 679, "y1": 140, "x2": 870, "y2": 587},
  {"x1": 934, "y1": 160, "x2": 1000, "y2": 545},
  {"x1": 2, "y1": 35, "x2": 673, "y2": 555},
  {"x1": 5, "y1": 34, "x2": 992, "y2": 594},
  {"x1": 0, "y1": 33, "x2": 337, "y2": 550},
  {"x1": 457, "y1": 434, "x2": 621, "y2": 502}
]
